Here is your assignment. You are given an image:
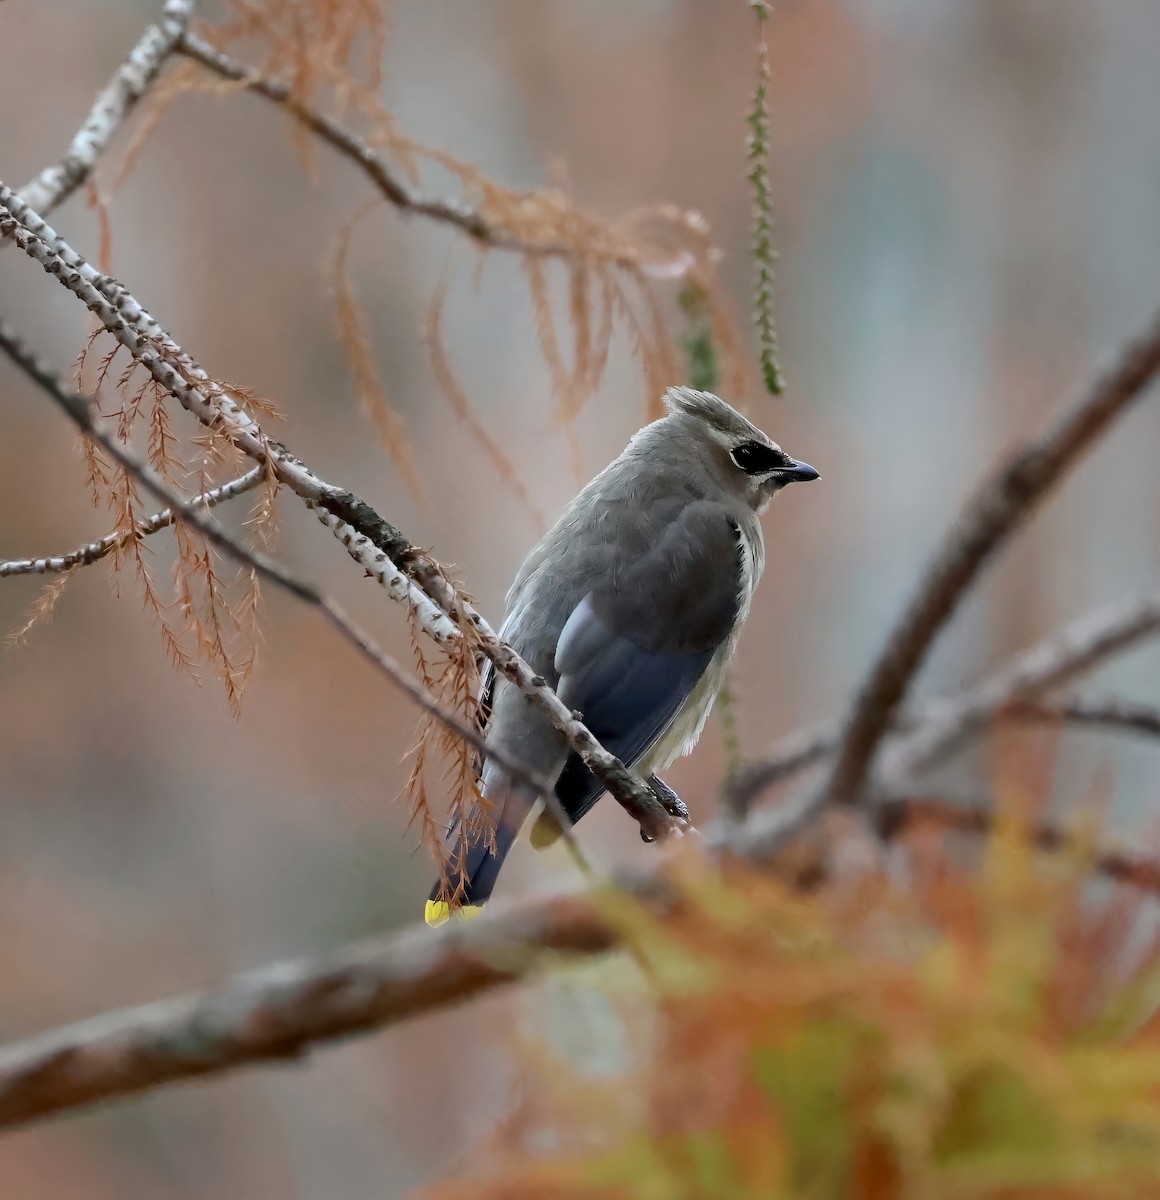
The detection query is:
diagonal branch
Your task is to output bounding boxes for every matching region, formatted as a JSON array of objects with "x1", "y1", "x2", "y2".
[
  {"x1": 881, "y1": 584, "x2": 1160, "y2": 778},
  {"x1": 817, "y1": 305, "x2": 1160, "y2": 809},
  {"x1": 18, "y1": 0, "x2": 198, "y2": 215},
  {"x1": 0, "y1": 466, "x2": 262, "y2": 579},
  {"x1": 0, "y1": 891, "x2": 622, "y2": 1132},
  {"x1": 0, "y1": 320, "x2": 551, "y2": 805},
  {"x1": 175, "y1": 32, "x2": 641, "y2": 265},
  {"x1": 872, "y1": 790, "x2": 1160, "y2": 895},
  {"x1": 0, "y1": 183, "x2": 679, "y2": 842},
  {"x1": 0, "y1": 779, "x2": 1157, "y2": 1133},
  {"x1": 1004, "y1": 697, "x2": 1160, "y2": 741},
  {"x1": 727, "y1": 582, "x2": 1160, "y2": 815}
]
